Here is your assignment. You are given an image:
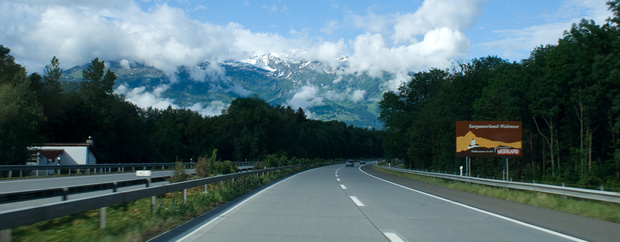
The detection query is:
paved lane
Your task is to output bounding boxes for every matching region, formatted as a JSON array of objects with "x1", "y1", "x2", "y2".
[
  {"x1": 166, "y1": 164, "x2": 586, "y2": 242},
  {"x1": 340, "y1": 165, "x2": 580, "y2": 241},
  {"x1": 176, "y1": 165, "x2": 386, "y2": 241}
]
